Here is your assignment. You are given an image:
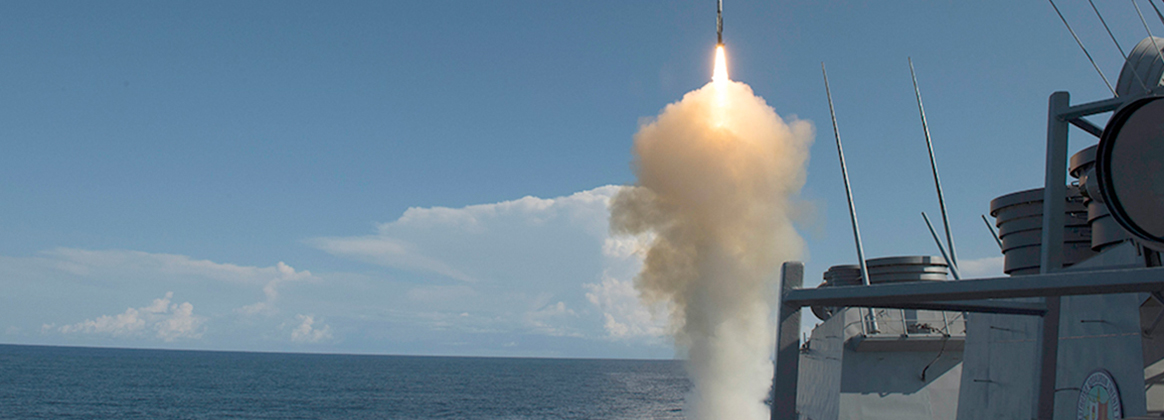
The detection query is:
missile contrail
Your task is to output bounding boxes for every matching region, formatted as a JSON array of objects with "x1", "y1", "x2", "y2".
[{"x1": 712, "y1": 0, "x2": 721, "y2": 45}]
